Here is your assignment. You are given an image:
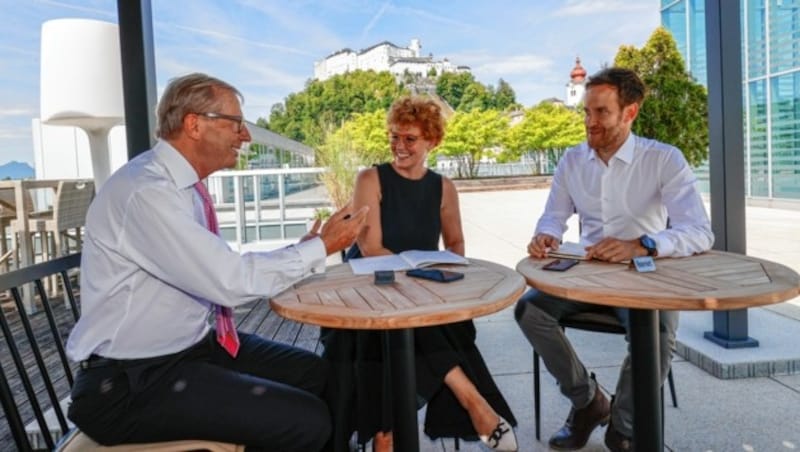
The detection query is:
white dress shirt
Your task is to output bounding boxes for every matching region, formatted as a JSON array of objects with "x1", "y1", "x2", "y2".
[
  {"x1": 67, "y1": 140, "x2": 326, "y2": 360},
  {"x1": 535, "y1": 133, "x2": 713, "y2": 257}
]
